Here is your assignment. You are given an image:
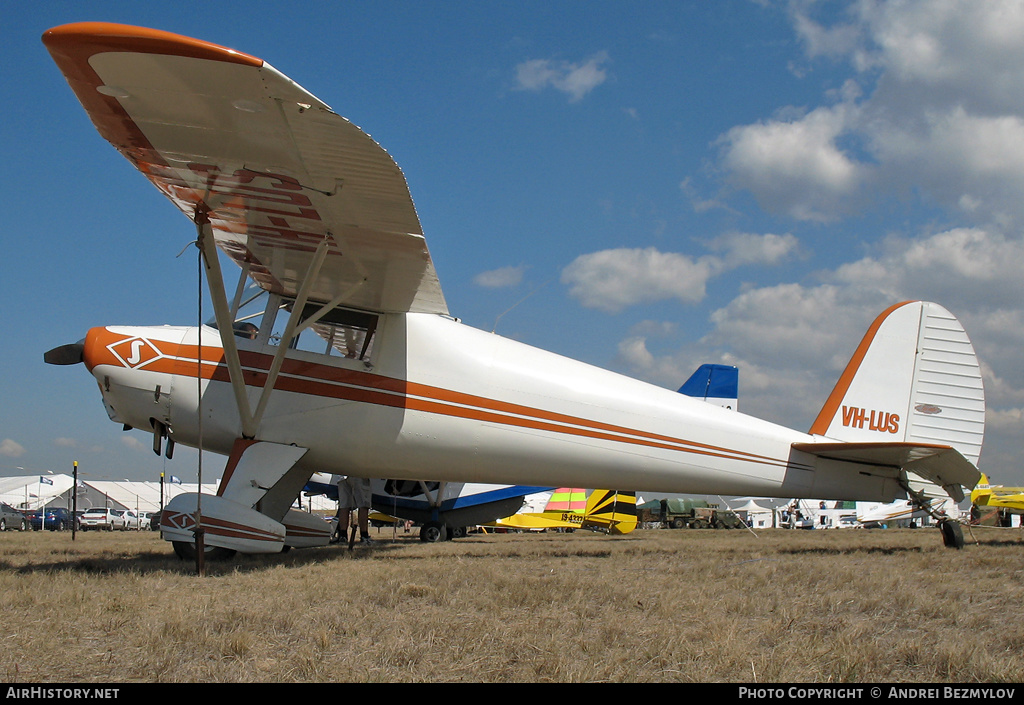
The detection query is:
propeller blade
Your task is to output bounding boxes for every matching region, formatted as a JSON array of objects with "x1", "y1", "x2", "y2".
[{"x1": 44, "y1": 341, "x2": 85, "y2": 365}]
